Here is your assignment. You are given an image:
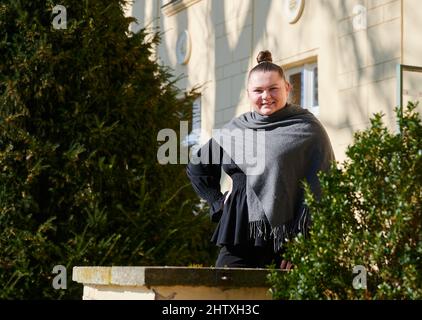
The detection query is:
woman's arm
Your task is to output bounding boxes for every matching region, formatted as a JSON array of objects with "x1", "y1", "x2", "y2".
[{"x1": 186, "y1": 139, "x2": 226, "y2": 222}]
